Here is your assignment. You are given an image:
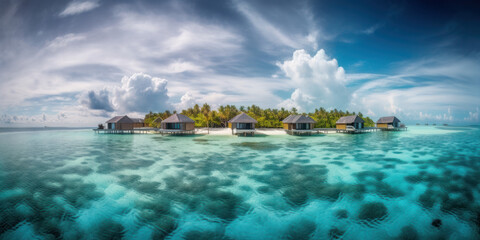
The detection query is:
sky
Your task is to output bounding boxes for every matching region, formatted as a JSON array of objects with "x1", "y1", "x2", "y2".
[{"x1": 0, "y1": 0, "x2": 479, "y2": 126}]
